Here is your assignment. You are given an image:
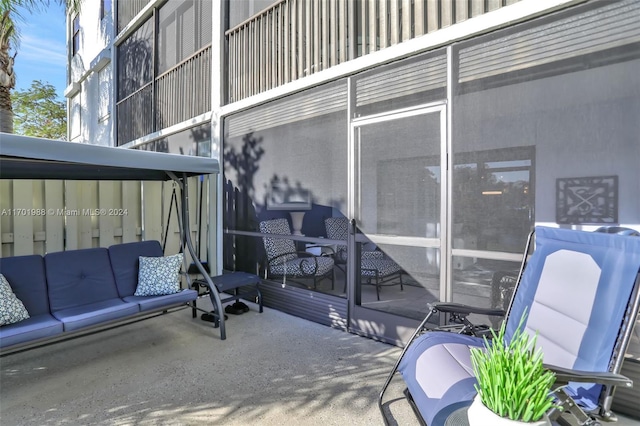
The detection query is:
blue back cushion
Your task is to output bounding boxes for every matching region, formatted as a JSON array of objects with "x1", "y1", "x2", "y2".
[
  {"x1": 0, "y1": 254, "x2": 50, "y2": 316},
  {"x1": 108, "y1": 241, "x2": 164, "y2": 297},
  {"x1": 45, "y1": 248, "x2": 120, "y2": 312},
  {"x1": 507, "y1": 227, "x2": 640, "y2": 372},
  {"x1": 506, "y1": 227, "x2": 640, "y2": 409}
]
